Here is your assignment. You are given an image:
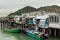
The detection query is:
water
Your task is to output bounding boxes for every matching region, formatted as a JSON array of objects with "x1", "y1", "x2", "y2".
[
  {"x1": 0, "y1": 30, "x2": 60, "y2": 40},
  {"x1": 0, "y1": 29, "x2": 36, "y2": 40},
  {"x1": 48, "y1": 38, "x2": 60, "y2": 40},
  {"x1": 0, "y1": 23, "x2": 36, "y2": 40},
  {"x1": 0, "y1": 23, "x2": 60, "y2": 40}
]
